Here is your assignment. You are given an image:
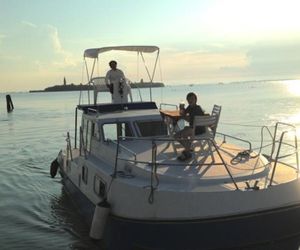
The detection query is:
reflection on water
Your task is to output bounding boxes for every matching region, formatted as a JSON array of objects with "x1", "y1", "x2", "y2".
[
  {"x1": 284, "y1": 79, "x2": 300, "y2": 96},
  {"x1": 49, "y1": 188, "x2": 99, "y2": 249}
]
